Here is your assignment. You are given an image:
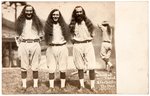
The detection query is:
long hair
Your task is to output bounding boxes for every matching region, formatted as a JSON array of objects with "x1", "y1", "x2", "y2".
[
  {"x1": 69, "y1": 6, "x2": 94, "y2": 36},
  {"x1": 44, "y1": 9, "x2": 70, "y2": 44},
  {"x1": 16, "y1": 5, "x2": 43, "y2": 35}
]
